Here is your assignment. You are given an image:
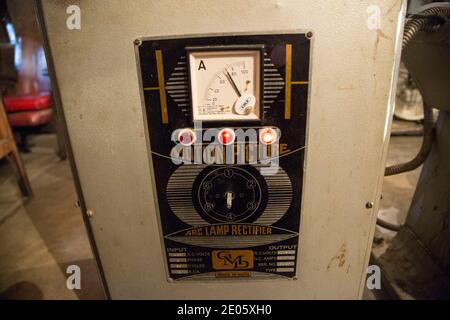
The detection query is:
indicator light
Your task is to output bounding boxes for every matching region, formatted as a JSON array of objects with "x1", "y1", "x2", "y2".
[
  {"x1": 178, "y1": 128, "x2": 196, "y2": 146},
  {"x1": 259, "y1": 128, "x2": 278, "y2": 145},
  {"x1": 218, "y1": 128, "x2": 235, "y2": 145}
]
